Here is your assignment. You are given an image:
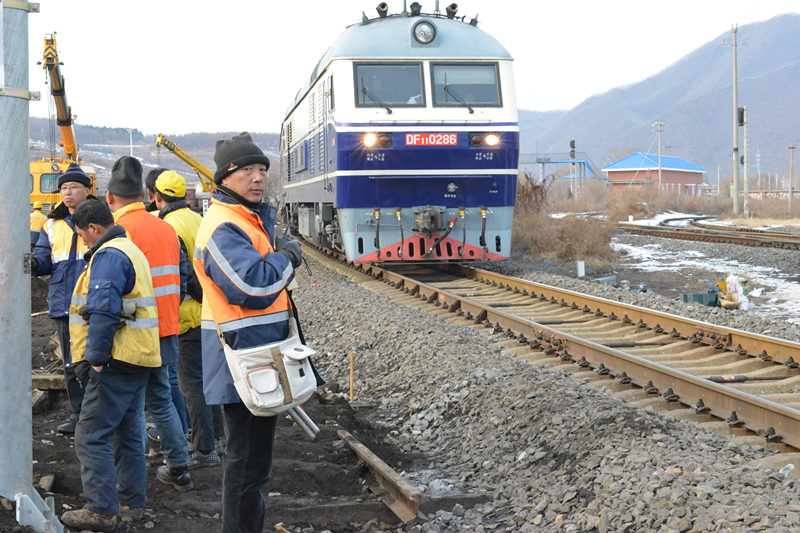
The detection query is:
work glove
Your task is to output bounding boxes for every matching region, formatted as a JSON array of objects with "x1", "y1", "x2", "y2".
[
  {"x1": 30, "y1": 257, "x2": 39, "y2": 273},
  {"x1": 73, "y1": 361, "x2": 91, "y2": 388},
  {"x1": 274, "y1": 236, "x2": 303, "y2": 269}
]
